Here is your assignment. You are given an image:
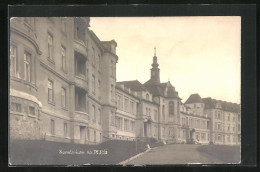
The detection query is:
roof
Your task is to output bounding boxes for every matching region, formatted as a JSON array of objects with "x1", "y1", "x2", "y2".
[
  {"x1": 117, "y1": 80, "x2": 147, "y2": 92},
  {"x1": 202, "y1": 97, "x2": 240, "y2": 113},
  {"x1": 185, "y1": 94, "x2": 202, "y2": 104},
  {"x1": 144, "y1": 81, "x2": 180, "y2": 99}
]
